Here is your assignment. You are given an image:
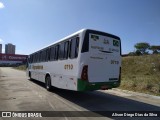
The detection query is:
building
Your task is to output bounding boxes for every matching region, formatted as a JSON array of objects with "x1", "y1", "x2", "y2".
[
  {"x1": 5, "y1": 43, "x2": 16, "y2": 54},
  {"x1": 0, "y1": 43, "x2": 27, "y2": 66},
  {"x1": 0, "y1": 44, "x2": 2, "y2": 53}
]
